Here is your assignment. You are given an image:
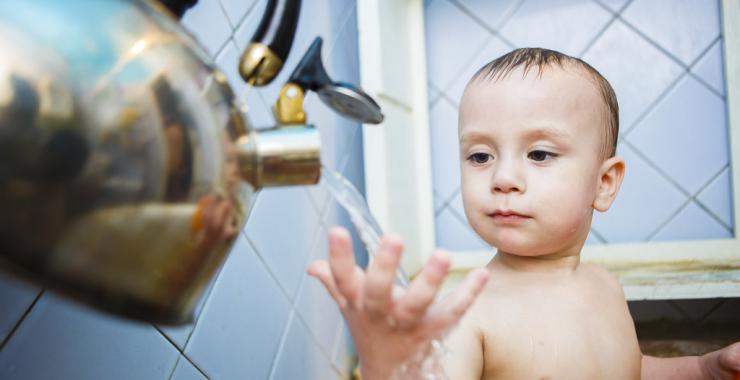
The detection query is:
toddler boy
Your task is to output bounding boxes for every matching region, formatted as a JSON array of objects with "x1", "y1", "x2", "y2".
[{"x1": 308, "y1": 48, "x2": 740, "y2": 379}]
